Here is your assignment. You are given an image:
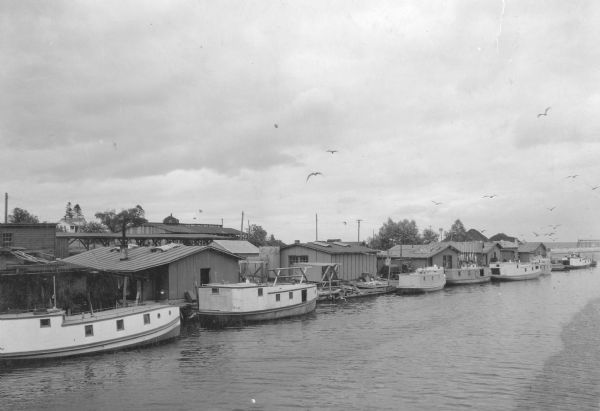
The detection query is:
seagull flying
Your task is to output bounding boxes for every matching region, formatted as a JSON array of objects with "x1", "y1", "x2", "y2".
[
  {"x1": 537, "y1": 107, "x2": 551, "y2": 118},
  {"x1": 326, "y1": 149, "x2": 338, "y2": 154},
  {"x1": 306, "y1": 172, "x2": 323, "y2": 182},
  {"x1": 566, "y1": 174, "x2": 579, "y2": 179},
  {"x1": 592, "y1": 185, "x2": 600, "y2": 190},
  {"x1": 482, "y1": 194, "x2": 497, "y2": 198},
  {"x1": 274, "y1": 123, "x2": 278, "y2": 128},
  {"x1": 533, "y1": 232, "x2": 540, "y2": 237},
  {"x1": 342, "y1": 221, "x2": 347, "y2": 225},
  {"x1": 431, "y1": 200, "x2": 442, "y2": 205},
  {"x1": 547, "y1": 206, "x2": 555, "y2": 211}
]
